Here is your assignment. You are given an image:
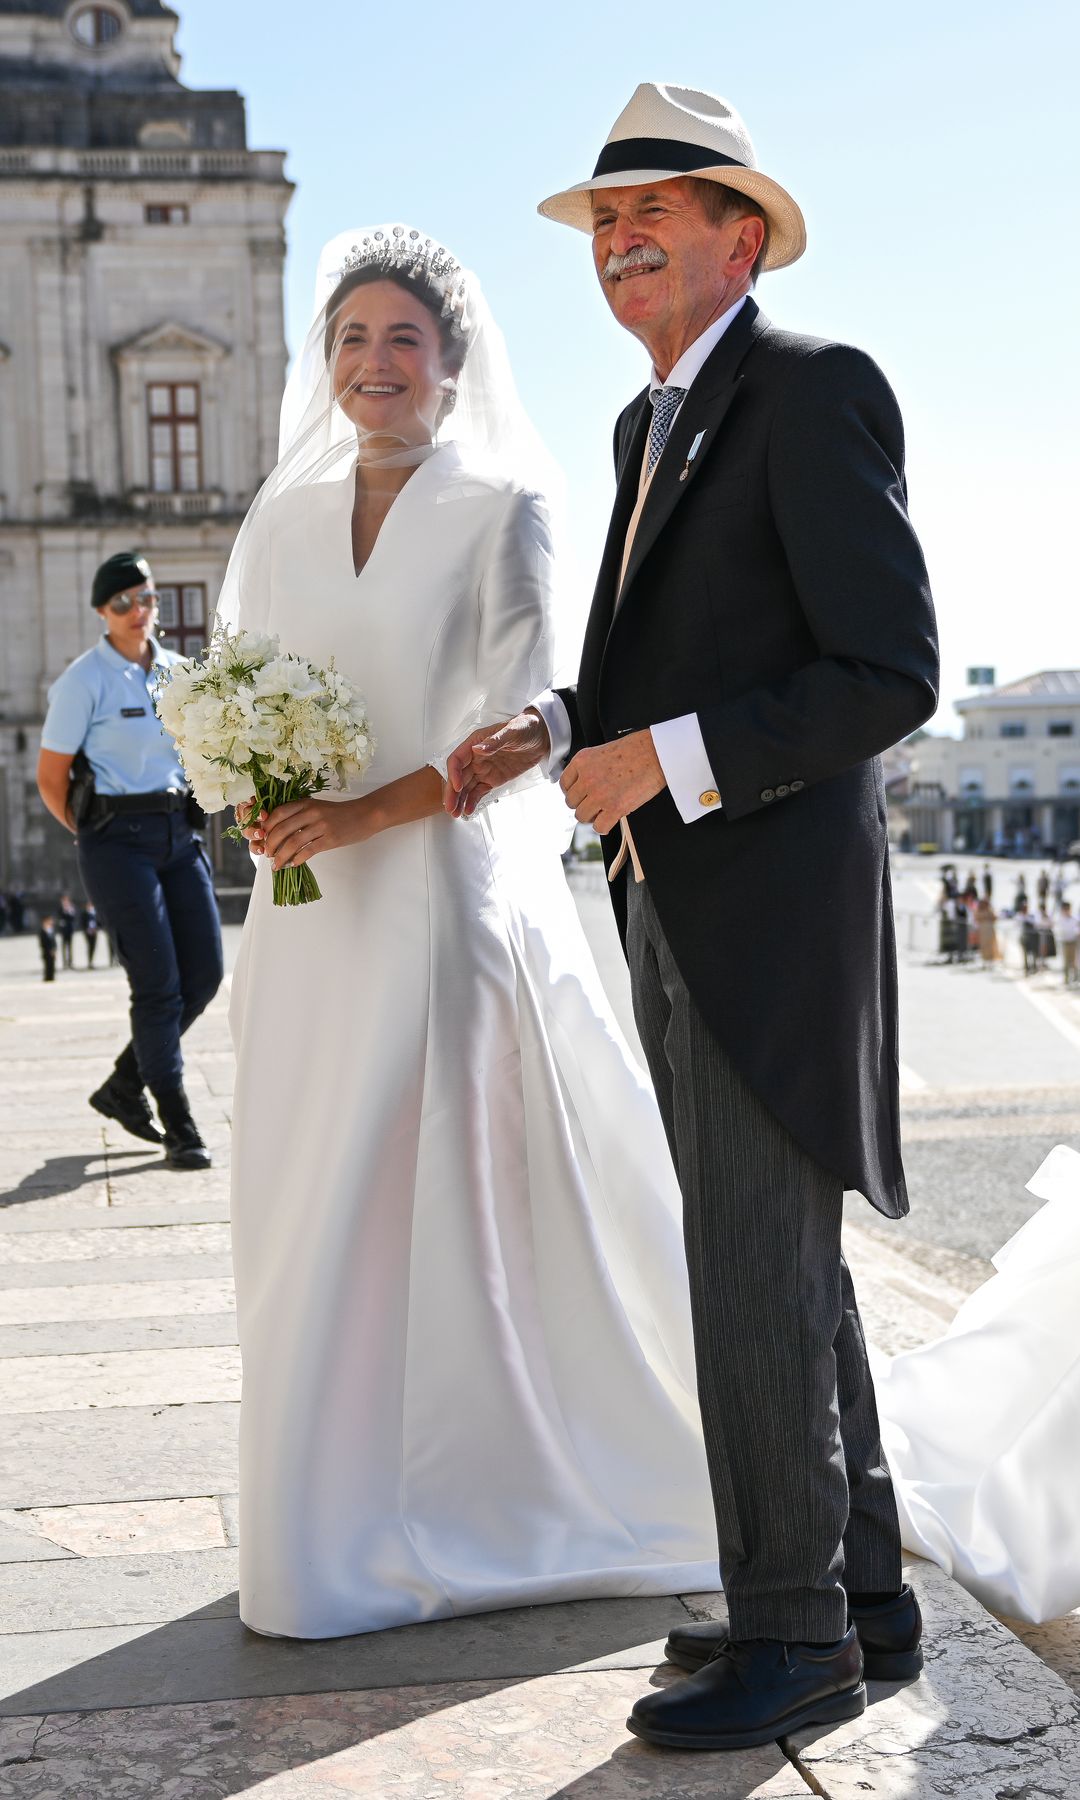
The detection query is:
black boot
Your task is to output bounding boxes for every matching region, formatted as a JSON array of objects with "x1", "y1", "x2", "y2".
[
  {"x1": 153, "y1": 1084, "x2": 212, "y2": 1171},
  {"x1": 90, "y1": 1060, "x2": 163, "y2": 1146}
]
